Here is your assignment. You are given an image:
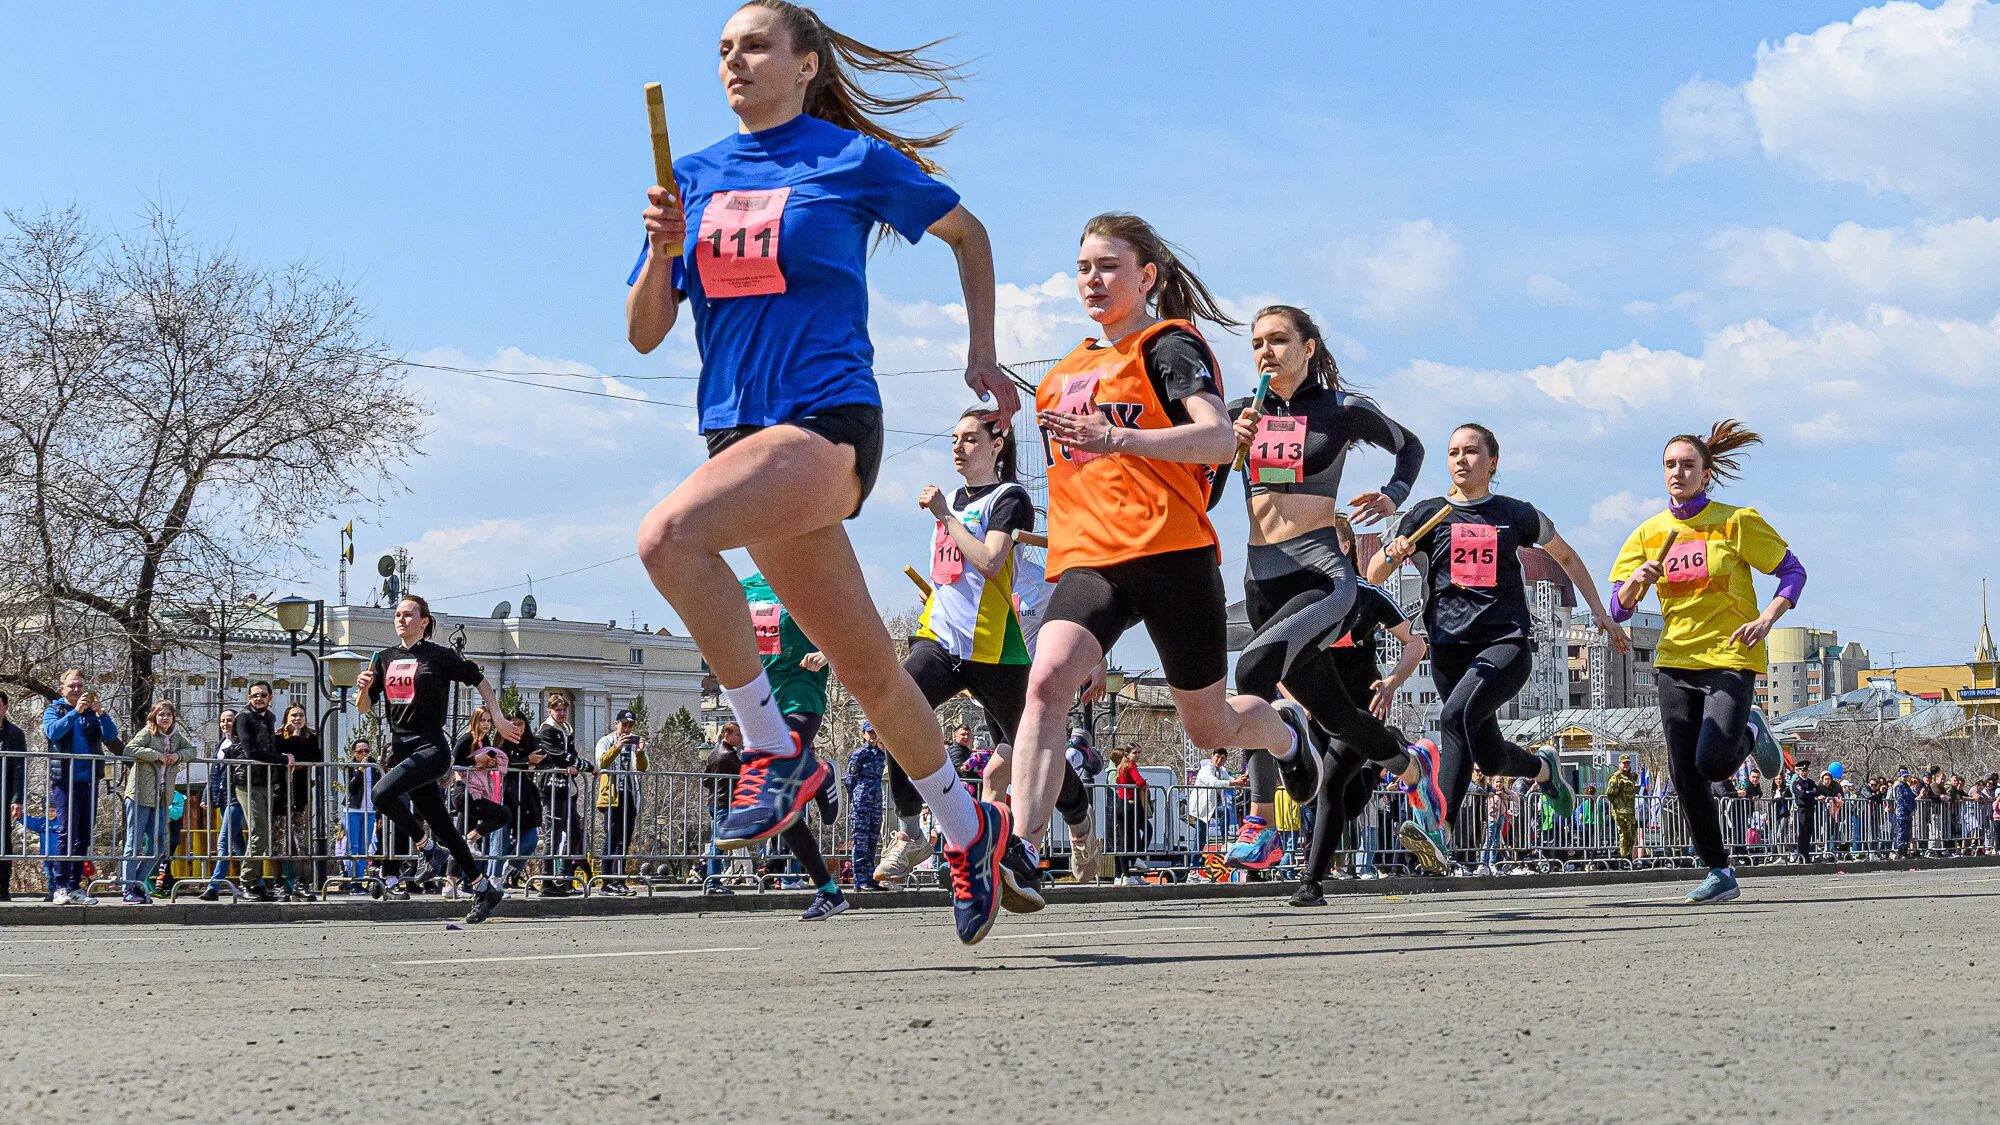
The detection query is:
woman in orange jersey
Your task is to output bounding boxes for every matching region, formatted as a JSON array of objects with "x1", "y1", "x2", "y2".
[{"x1": 994, "y1": 213, "x2": 1330, "y2": 906}]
